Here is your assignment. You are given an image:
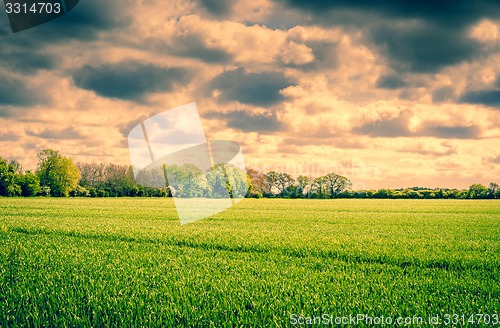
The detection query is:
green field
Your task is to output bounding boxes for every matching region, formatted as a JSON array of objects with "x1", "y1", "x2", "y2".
[{"x1": 1, "y1": 198, "x2": 499, "y2": 327}]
